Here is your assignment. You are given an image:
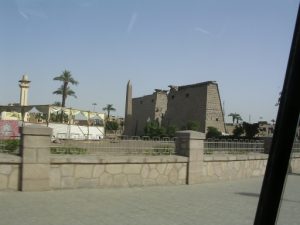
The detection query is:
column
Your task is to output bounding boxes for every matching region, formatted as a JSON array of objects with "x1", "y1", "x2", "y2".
[
  {"x1": 21, "y1": 126, "x2": 52, "y2": 191},
  {"x1": 176, "y1": 130, "x2": 205, "y2": 184}
]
